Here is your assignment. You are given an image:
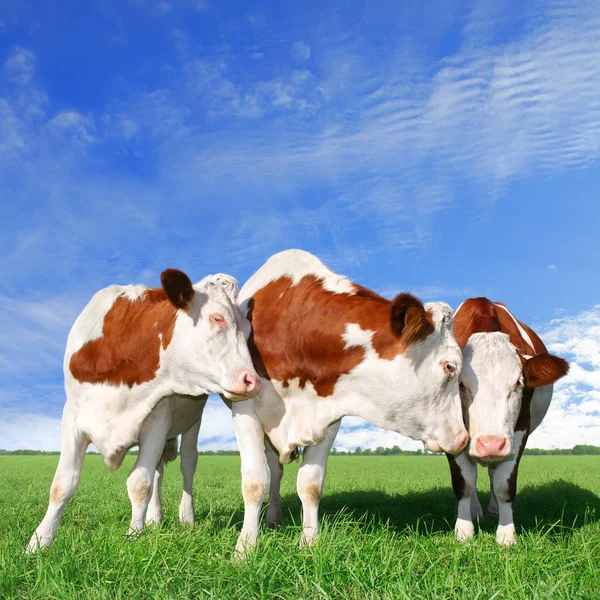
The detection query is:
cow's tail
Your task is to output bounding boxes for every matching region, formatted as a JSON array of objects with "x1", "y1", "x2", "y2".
[{"x1": 162, "y1": 438, "x2": 178, "y2": 463}]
